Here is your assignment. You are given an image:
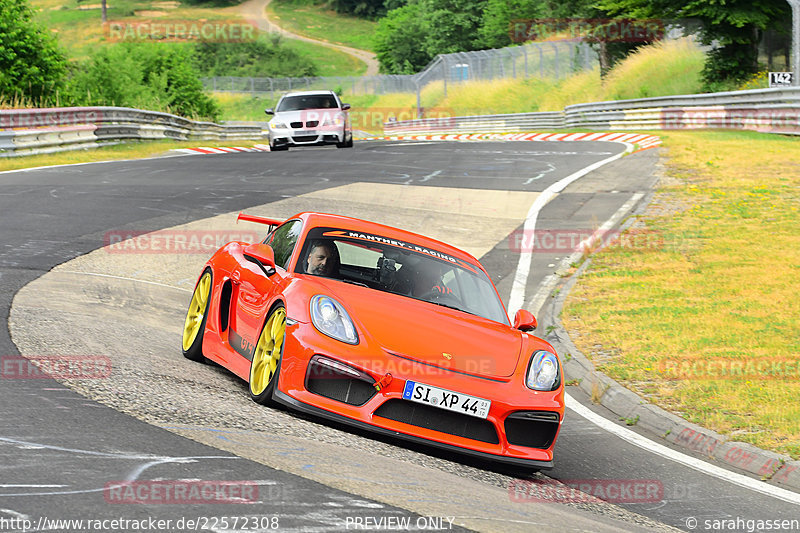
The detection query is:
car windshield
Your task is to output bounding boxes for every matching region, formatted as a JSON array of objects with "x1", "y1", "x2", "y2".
[
  {"x1": 276, "y1": 95, "x2": 338, "y2": 112},
  {"x1": 295, "y1": 227, "x2": 509, "y2": 325}
]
